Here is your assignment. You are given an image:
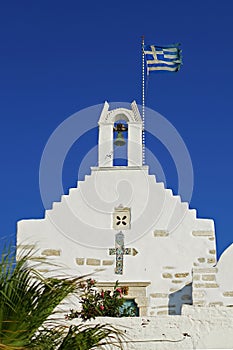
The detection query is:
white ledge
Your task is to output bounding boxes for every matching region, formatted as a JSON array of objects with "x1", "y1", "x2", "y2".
[{"x1": 91, "y1": 166, "x2": 149, "y2": 171}]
